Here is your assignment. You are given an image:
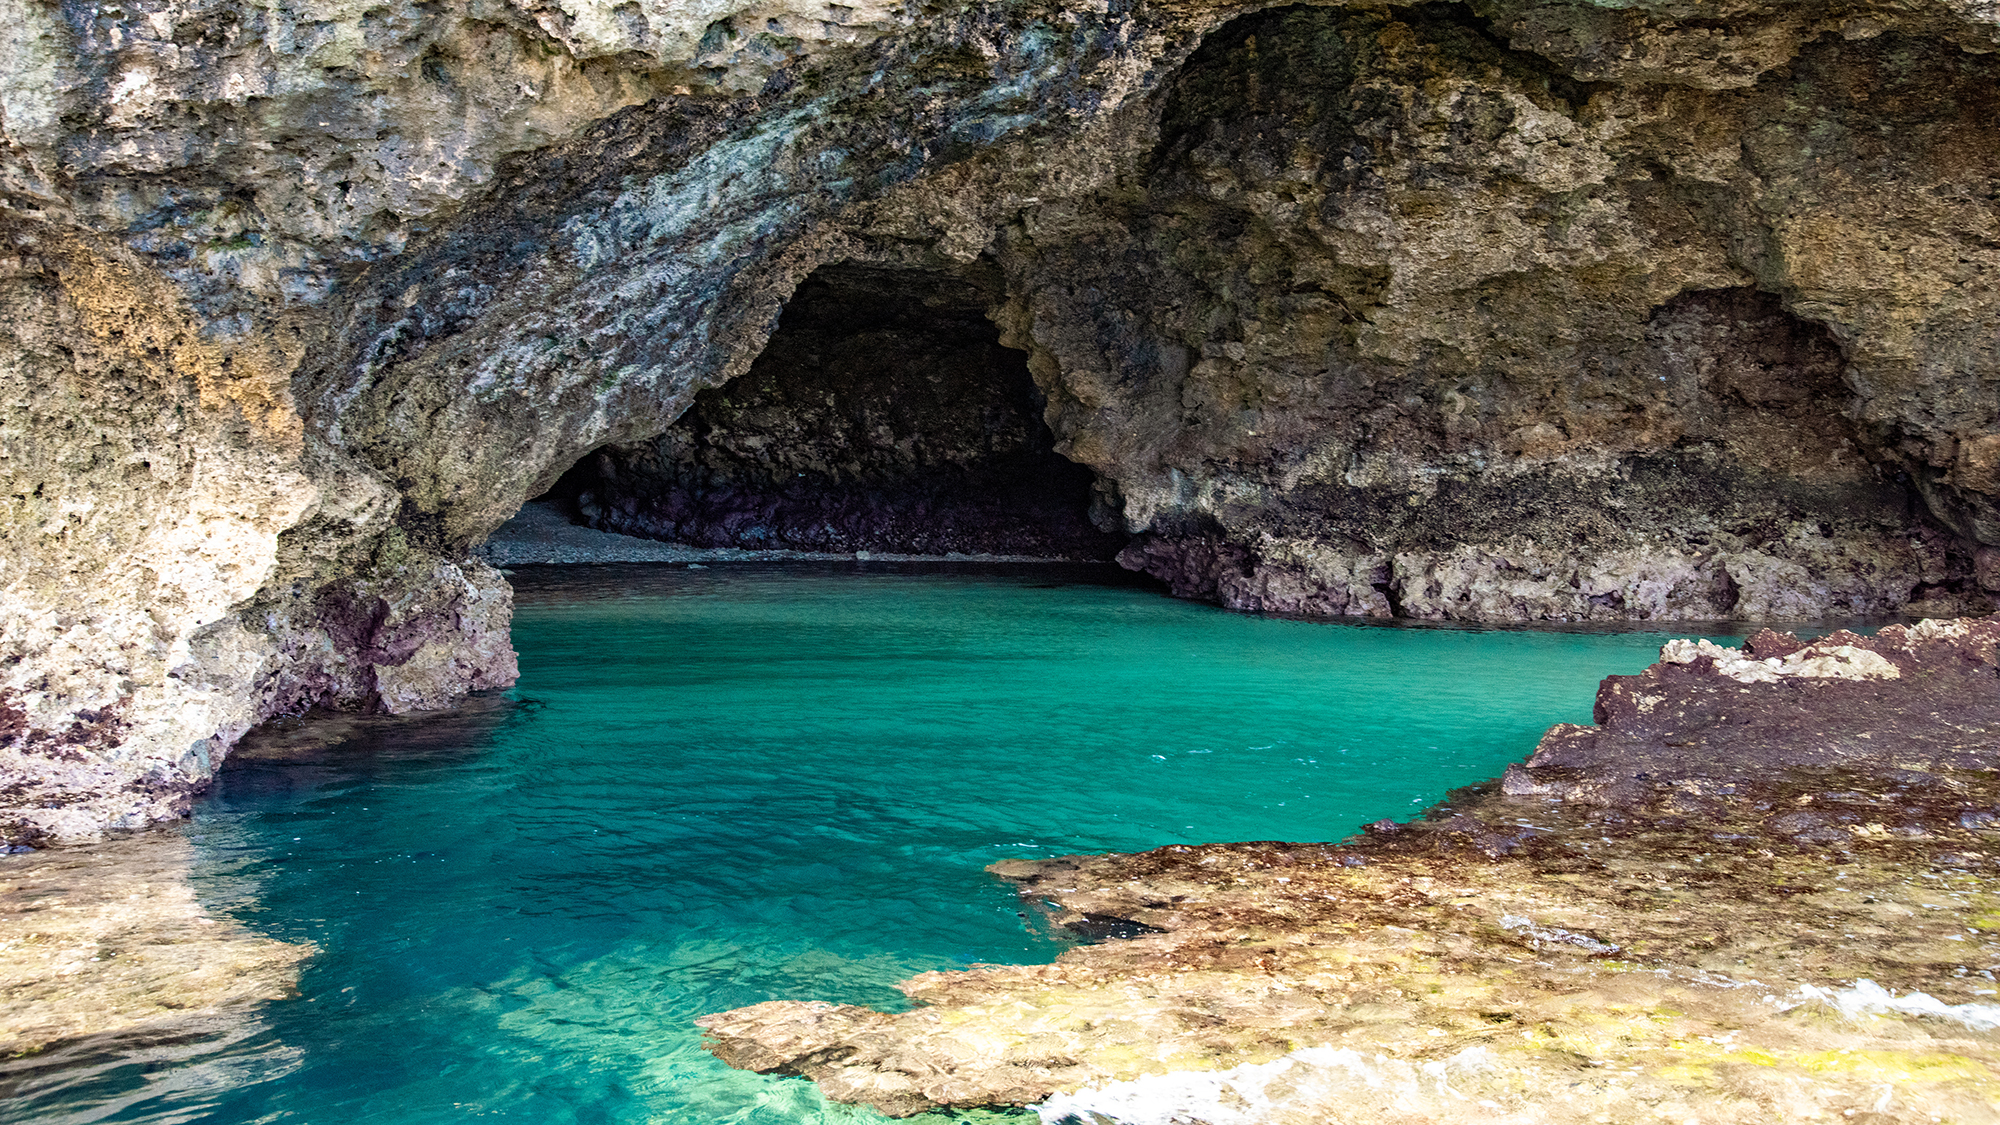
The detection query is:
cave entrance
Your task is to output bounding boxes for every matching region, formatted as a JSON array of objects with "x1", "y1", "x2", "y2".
[{"x1": 546, "y1": 263, "x2": 1126, "y2": 560}]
